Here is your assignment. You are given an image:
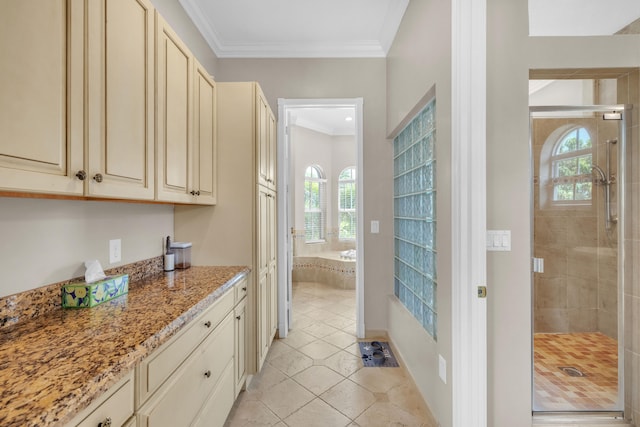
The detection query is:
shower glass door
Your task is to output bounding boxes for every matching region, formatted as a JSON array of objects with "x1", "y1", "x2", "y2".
[{"x1": 530, "y1": 105, "x2": 627, "y2": 414}]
